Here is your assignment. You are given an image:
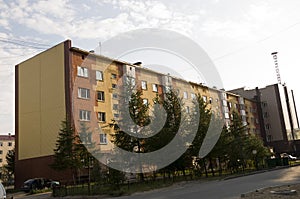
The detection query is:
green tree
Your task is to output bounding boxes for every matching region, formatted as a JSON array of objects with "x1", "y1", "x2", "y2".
[
  {"x1": 225, "y1": 112, "x2": 249, "y2": 172},
  {"x1": 145, "y1": 90, "x2": 190, "y2": 178},
  {"x1": 244, "y1": 134, "x2": 271, "y2": 169},
  {"x1": 188, "y1": 94, "x2": 211, "y2": 157},
  {"x1": 51, "y1": 120, "x2": 81, "y2": 182},
  {"x1": 5, "y1": 148, "x2": 15, "y2": 175},
  {"x1": 112, "y1": 86, "x2": 150, "y2": 181}
]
